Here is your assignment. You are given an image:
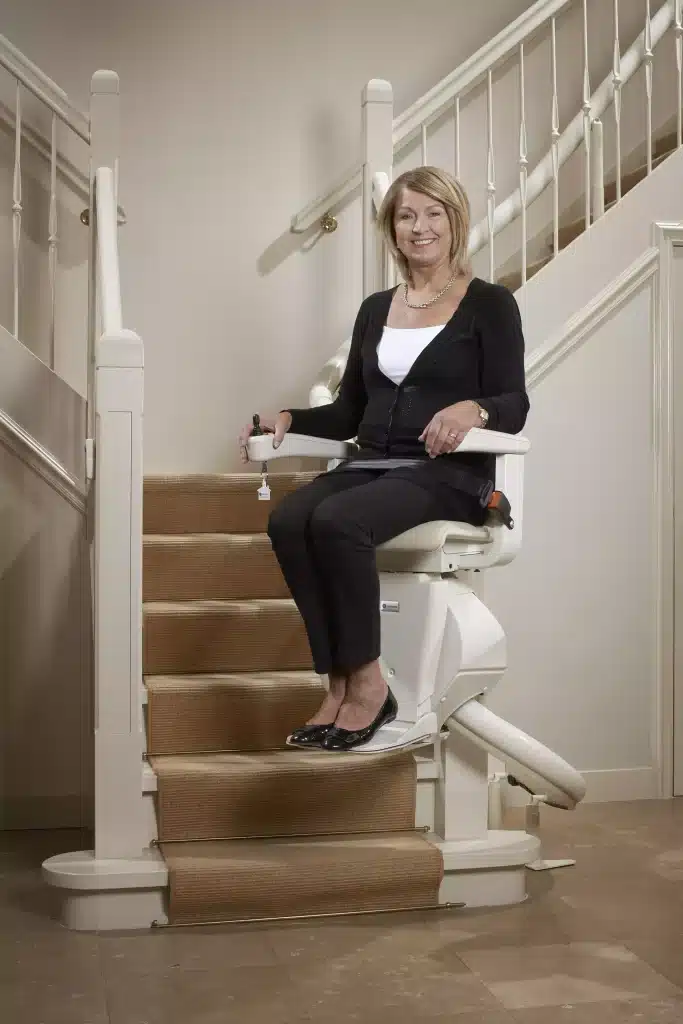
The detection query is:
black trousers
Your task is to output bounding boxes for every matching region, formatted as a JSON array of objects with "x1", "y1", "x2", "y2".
[{"x1": 267, "y1": 468, "x2": 480, "y2": 676}]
